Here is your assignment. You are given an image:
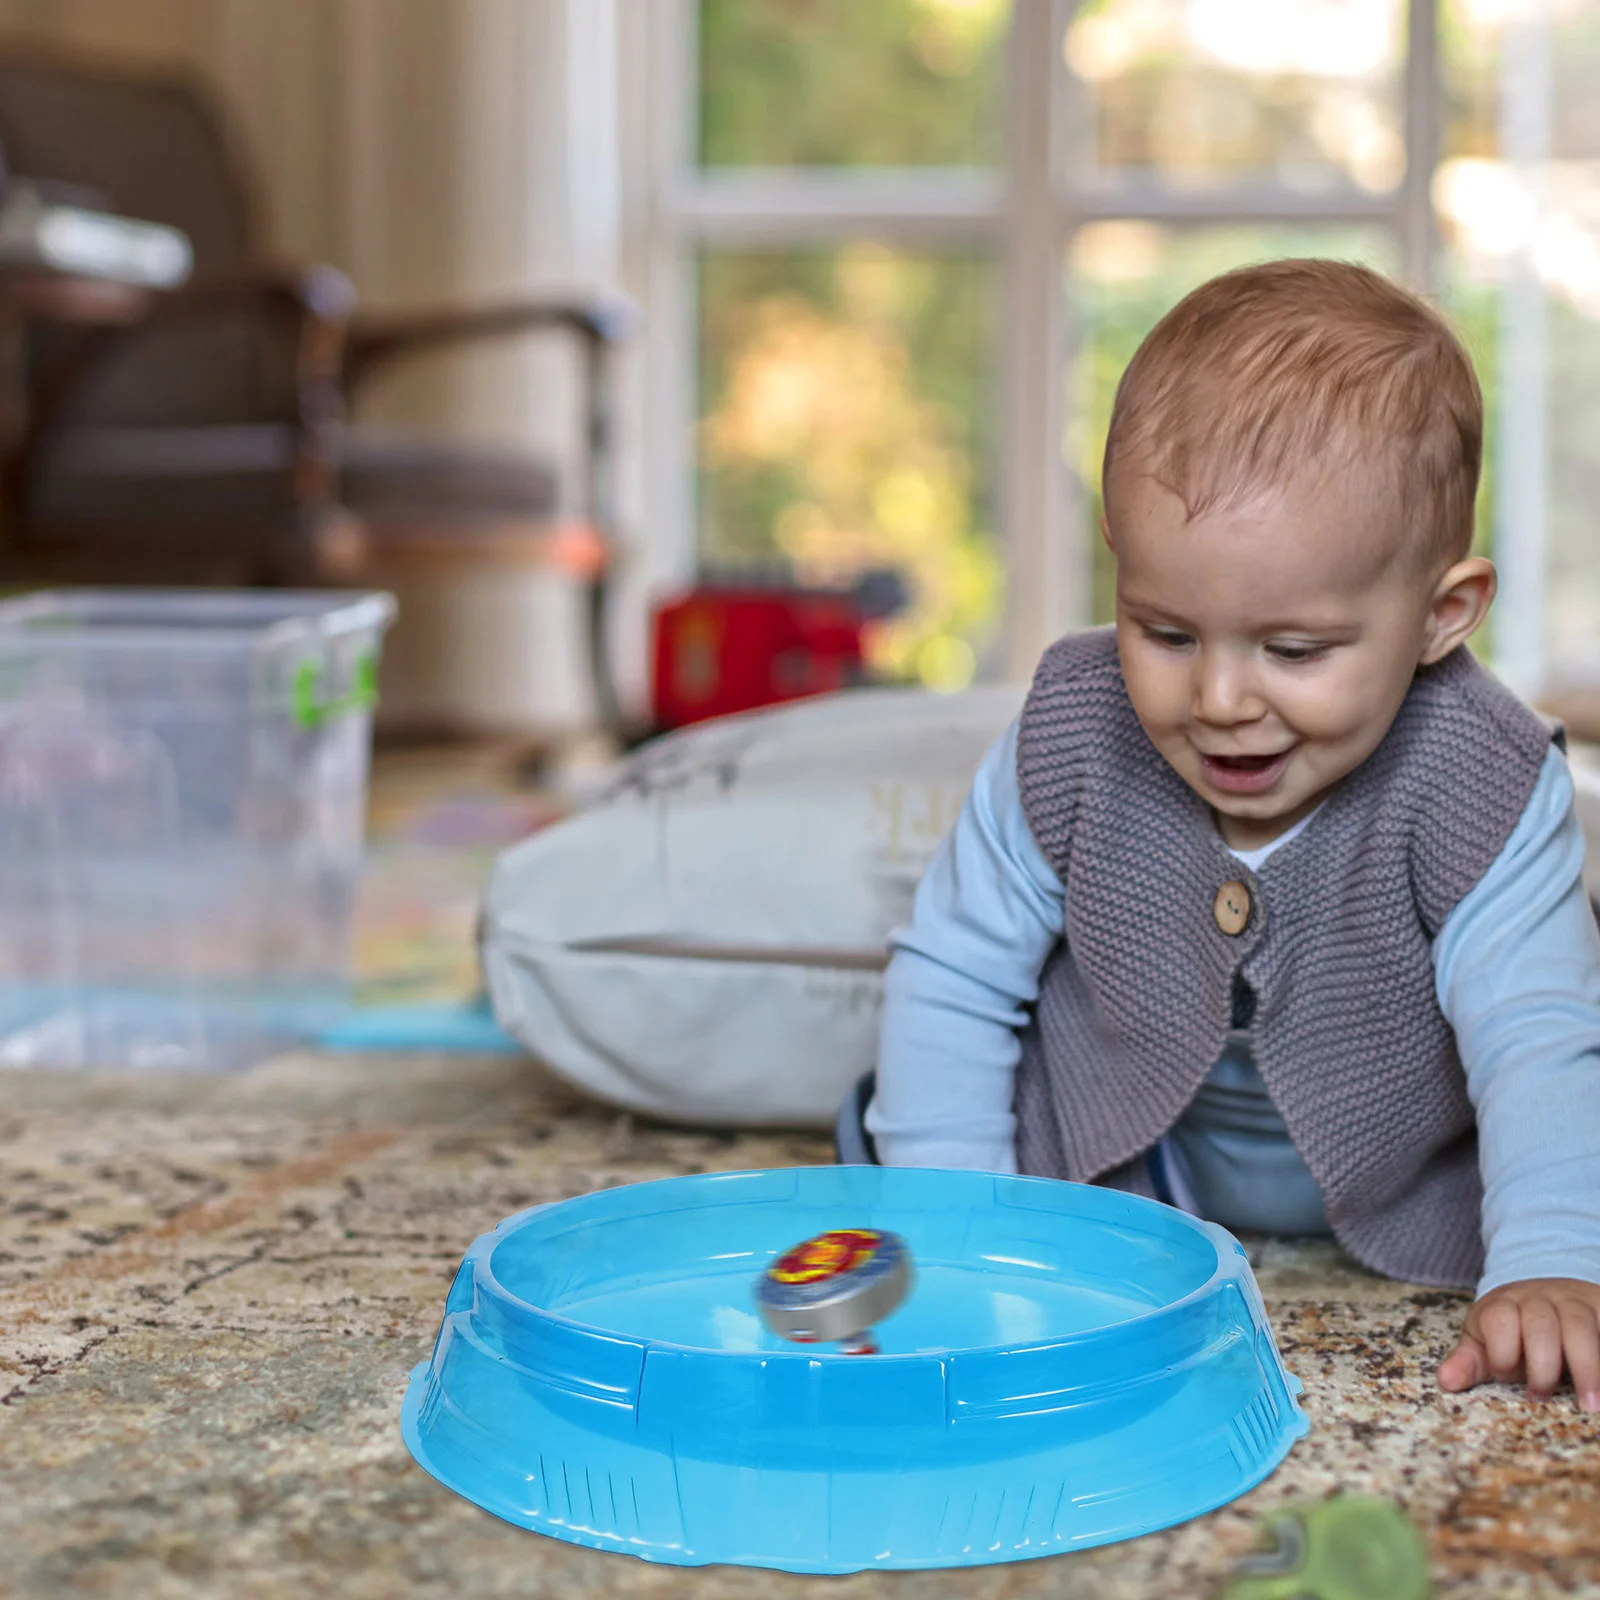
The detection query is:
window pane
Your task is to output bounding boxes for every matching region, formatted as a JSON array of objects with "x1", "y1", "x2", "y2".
[
  {"x1": 1061, "y1": 0, "x2": 1405, "y2": 193},
  {"x1": 698, "y1": 246, "x2": 1001, "y2": 688},
  {"x1": 698, "y1": 0, "x2": 1011, "y2": 168},
  {"x1": 1065, "y1": 225, "x2": 1400, "y2": 622},
  {"x1": 1437, "y1": 0, "x2": 1600, "y2": 165},
  {"x1": 1438, "y1": 1, "x2": 1600, "y2": 679}
]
